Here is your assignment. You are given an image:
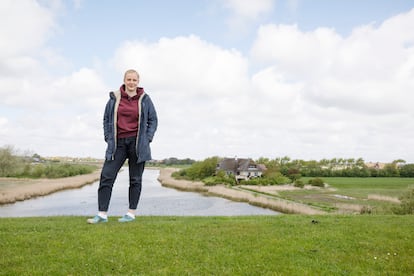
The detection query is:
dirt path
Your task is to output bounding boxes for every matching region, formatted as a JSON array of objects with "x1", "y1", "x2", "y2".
[
  {"x1": 0, "y1": 170, "x2": 101, "y2": 204},
  {"x1": 157, "y1": 168, "x2": 326, "y2": 215}
]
